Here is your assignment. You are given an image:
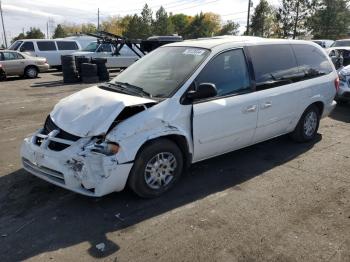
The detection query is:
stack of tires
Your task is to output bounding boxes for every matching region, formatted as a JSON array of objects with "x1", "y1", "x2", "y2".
[
  {"x1": 75, "y1": 56, "x2": 90, "y2": 78},
  {"x1": 61, "y1": 55, "x2": 79, "y2": 83},
  {"x1": 81, "y1": 63, "x2": 99, "y2": 83},
  {"x1": 91, "y1": 58, "x2": 110, "y2": 82}
]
